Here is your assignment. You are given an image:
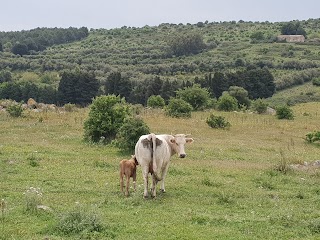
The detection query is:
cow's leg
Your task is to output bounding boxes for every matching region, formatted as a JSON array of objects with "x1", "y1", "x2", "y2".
[
  {"x1": 151, "y1": 174, "x2": 158, "y2": 198},
  {"x1": 160, "y1": 162, "x2": 170, "y2": 193},
  {"x1": 142, "y1": 166, "x2": 149, "y2": 198}
]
